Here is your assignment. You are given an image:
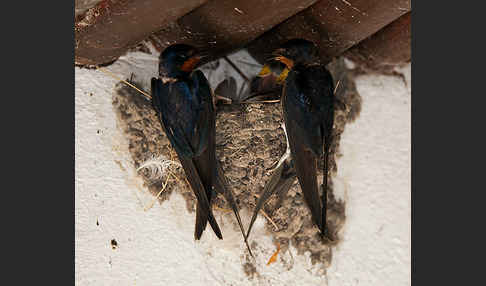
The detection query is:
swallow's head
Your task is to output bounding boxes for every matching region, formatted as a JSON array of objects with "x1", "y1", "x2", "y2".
[
  {"x1": 271, "y1": 38, "x2": 319, "y2": 68},
  {"x1": 258, "y1": 39, "x2": 318, "y2": 84},
  {"x1": 159, "y1": 44, "x2": 202, "y2": 78}
]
